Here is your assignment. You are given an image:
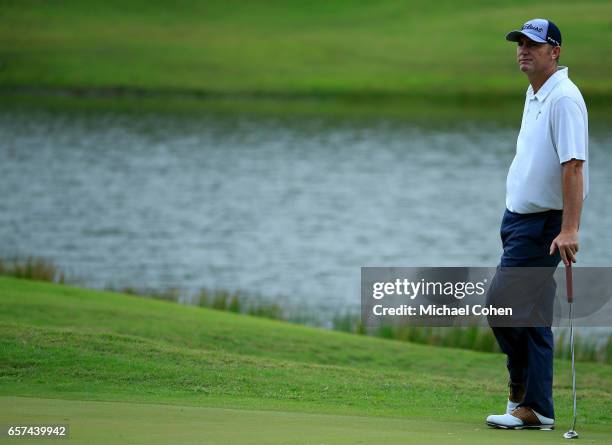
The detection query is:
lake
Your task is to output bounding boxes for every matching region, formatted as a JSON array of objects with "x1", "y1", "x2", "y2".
[{"x1": 1, "y1": 110, "x2": 611, "y2": 323}]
